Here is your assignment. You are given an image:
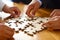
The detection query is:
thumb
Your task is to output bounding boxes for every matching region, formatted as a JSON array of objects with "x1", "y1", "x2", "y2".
[
  {"x1": 31, "y1": 10, "x2": 36, "y2": 16},
  {"x1": 10, "y1": 11, "x2": 17, "y2": 18}
]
